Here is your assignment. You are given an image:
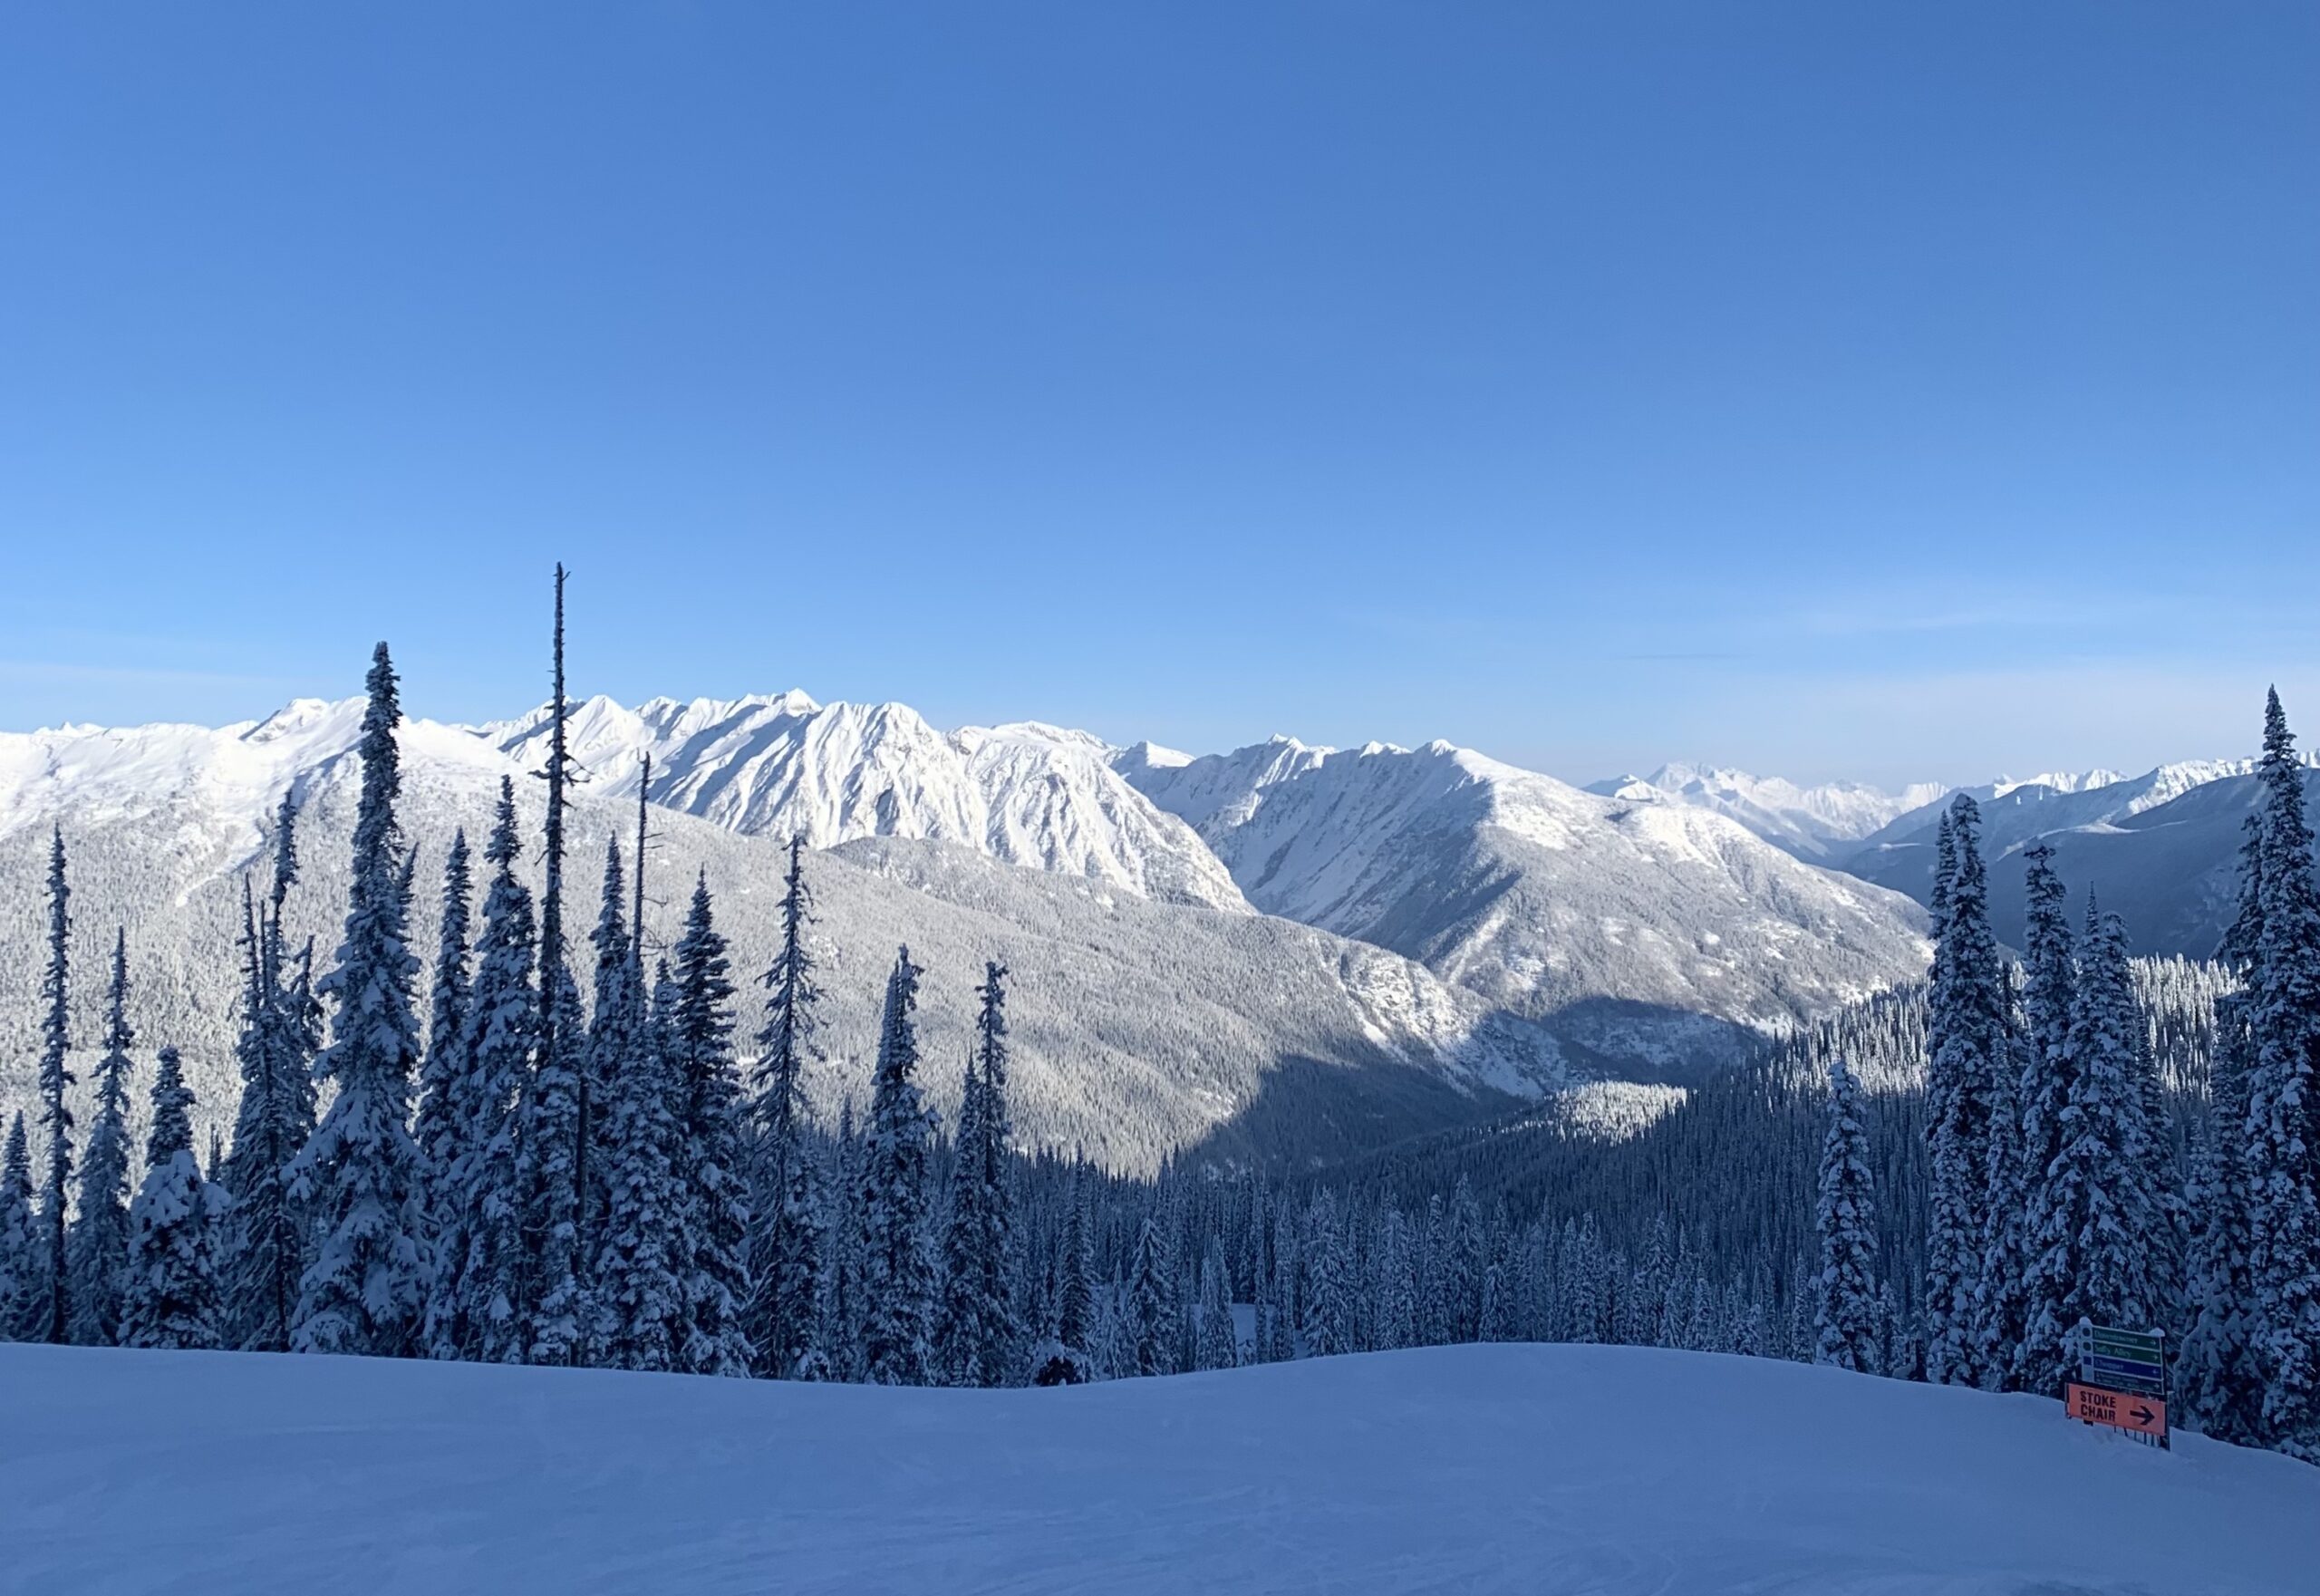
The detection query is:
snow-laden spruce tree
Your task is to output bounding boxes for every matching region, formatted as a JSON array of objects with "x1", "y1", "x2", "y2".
[
  {"x1": 1124, "y1": 1213, "x2": 1174, "y2": 1375},
  {"x1": 591, "y1": 843, "x2": 686, "y2": 1372},
  {"x1": 1266, "y1": 1205, "x2": 1300, "y2": 1363},
  {"x1": 1922, "y1": 795, "x2": 2009, "y2": 1387},
  {"x1": 427, "y1": 779, "x2": 535, "y2": 1363},
  {"x1": 1972, "y1": 998, "x2": 2029, "y2": 1390},
  {"x1": 1813, "y1": 1054, "x2": 1881, "y2": 1373},
  {"x1": 1052, "y1": 1164, "x2": 1095, "y2": 1365},
  {"x1": 221, "y1": 806, "x2": 324, "y2": 1354},
  {"x1": 2242, "y1": 688, "x2": 2320, "y2": 1456},
  {"x1": 1197, "y1": 1243, "x2": 1238, "y2": 1369},
  {"x1": 34, "y1": 826, "x2": 73, "y2": 1346},
  {"x1": 818, "y1": 1095, "x2": 865, "y2": 1379},
  {"x1": 517, "y1": 563, "x2": 590, "y2": 1367},
  {"x1": 857, "y1": 946, "x2": 937, "y2": 1385},
  {"x1": 290, "y1": 643, "x2": 430, "y2": 1358},
  {"x1": 414, "y1": 828, "x2": 474, "y2": 1215},
  {"x1": 68, "y1": 930, "x2": 138, "y2": 1347},
  {"x1": 670, "y1": 873, "x2": 754, "y2": 1378},
  {"x1": 2011, "y1": 842, "x2": 2078, "y2": 1391},
  {"x1": 1302, "y1": 1191, "x2": 1355, "y2": 1359},
  {"x1": 747, "y1": 835, "x2": 826, "y2": 1379},
  {"x1": 937, "y1": 962, "x2": 1022, "y2": 1387},
  {"x1": 2024, "y1": 895, "x2": 2162, "y2": 1359},
  {"x1": 576, "y1": 840, "x2": 623, "y2": 1311},
  {"x1": 0, "y1": 1114, "x2": 36, "y2": 1340},
  {"x1": 2179, "y1": 816, "x2": 2267, "y2": 1442},
  {"x1": 120, "y1": 1047, "x2": 222, "y2": 1350},
  {"x1": 1370, "y1": 1204, "x2": 1416, "y2": 1350},
  {"x1": 511, "y1": 956, "x2": 586, "y2": 1365}
]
